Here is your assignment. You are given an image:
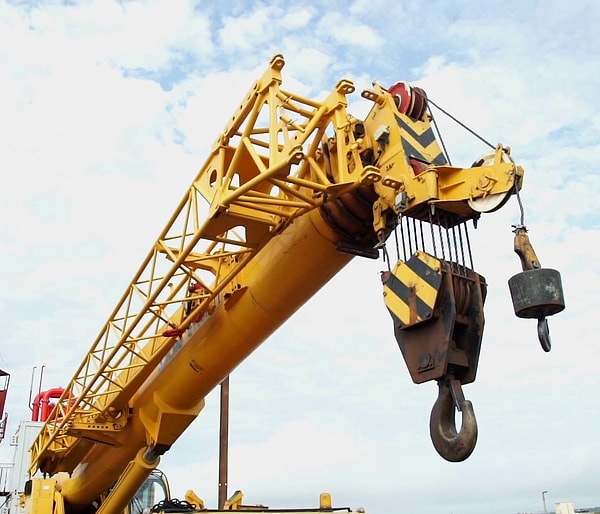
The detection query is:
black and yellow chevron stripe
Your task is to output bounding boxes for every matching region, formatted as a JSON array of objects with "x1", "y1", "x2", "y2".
[
  {"x1": 383, "y1": 251, "x2": 442, "y2": 328},
  {"x1": 395, "y1": 113, "x2": 447, "y2": 166}
]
